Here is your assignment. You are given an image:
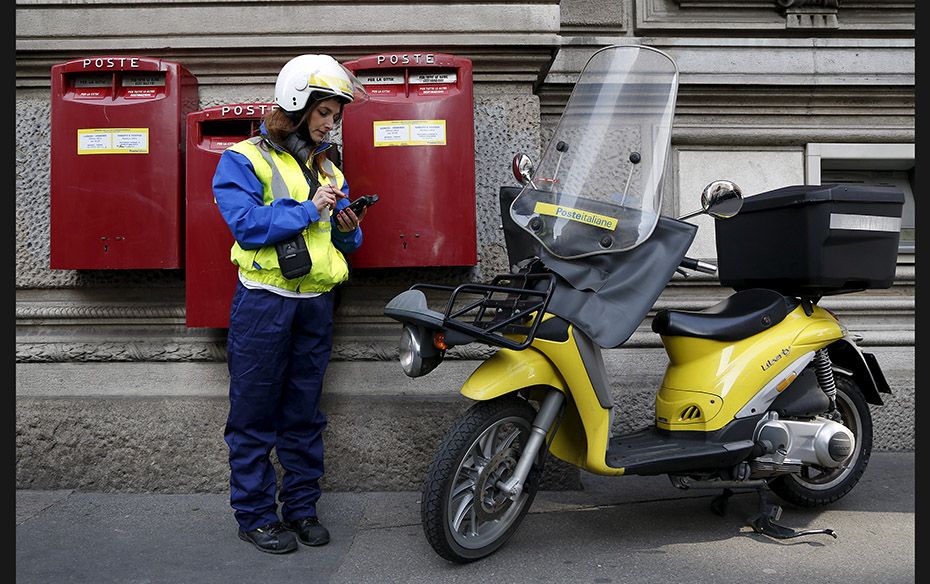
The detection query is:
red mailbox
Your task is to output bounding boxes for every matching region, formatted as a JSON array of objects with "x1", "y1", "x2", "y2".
[
  {"x1": 185, "y1": 103, "x2": 276, "y2": 328},
  {"x1": 50, "y1": 56, "x2": 198, "y2": 269},
  {"x1": 341, "y1": 52, "x2": 476, "y2": 267}
]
